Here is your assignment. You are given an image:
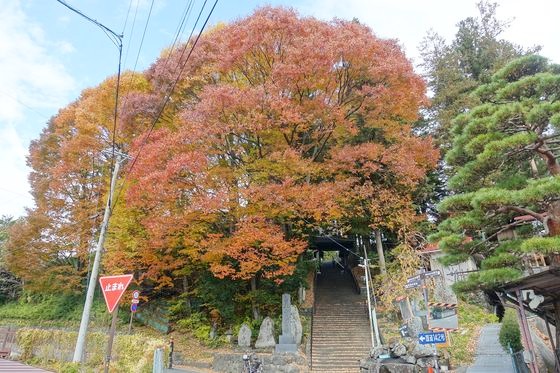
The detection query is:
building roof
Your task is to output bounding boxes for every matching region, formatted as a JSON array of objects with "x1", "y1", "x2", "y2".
[
  {"x1": 308, "y1": 236, "x2": 355, "y2": 252},
  {"x1": 419, "y1": 242, "x2": 440, "y2": 255},
  {"x1": 496, "y1": 267, "x2": 560, "y2": 326}
]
